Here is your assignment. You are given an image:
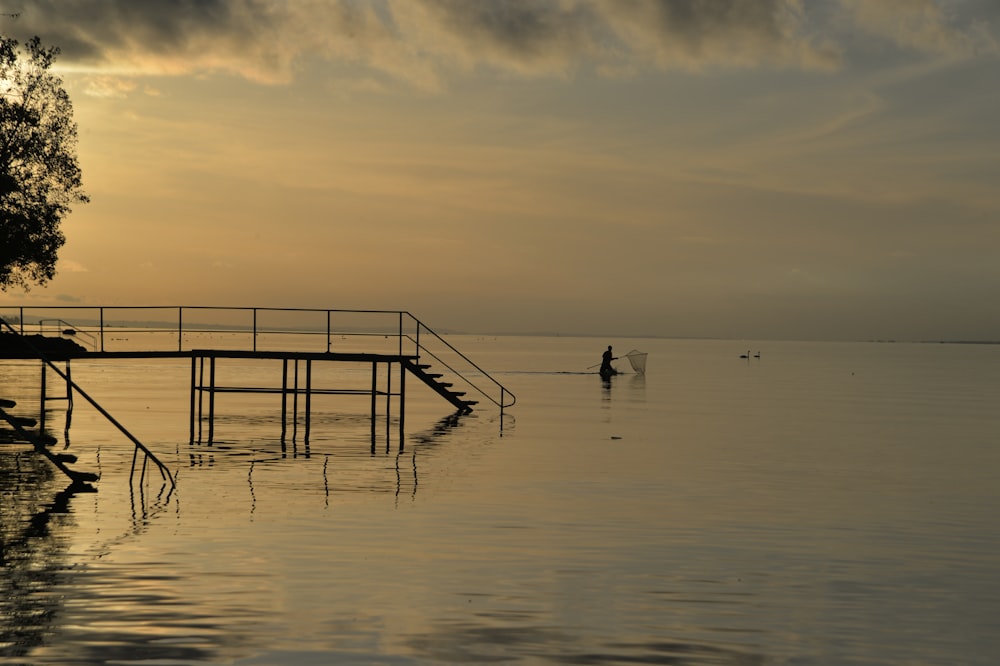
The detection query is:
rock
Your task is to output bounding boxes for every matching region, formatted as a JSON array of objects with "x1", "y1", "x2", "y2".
[{"x1": 0, "y1": 331, "x2": 88, "y2": 358}]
